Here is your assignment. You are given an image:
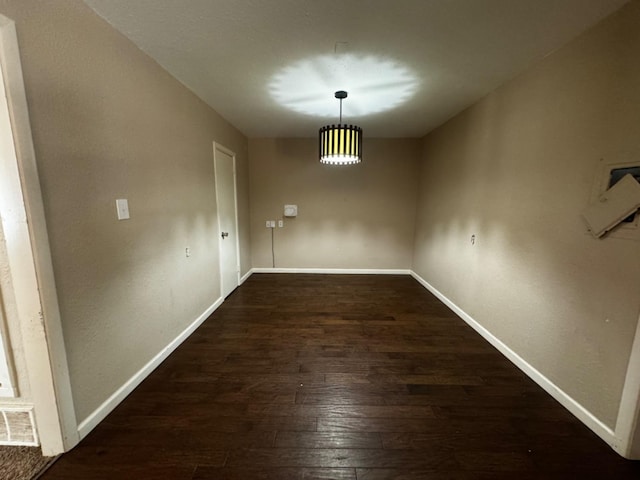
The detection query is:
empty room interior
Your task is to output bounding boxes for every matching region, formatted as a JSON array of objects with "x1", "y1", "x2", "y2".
[{"x1": 2, "y1": 0, "x2": 640, "y2": 477}]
